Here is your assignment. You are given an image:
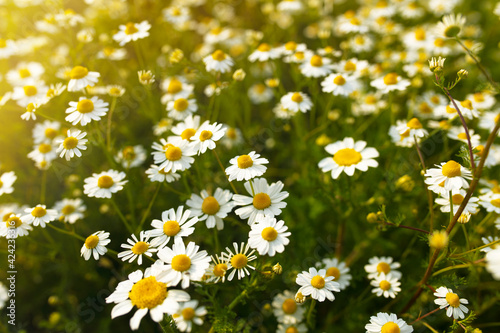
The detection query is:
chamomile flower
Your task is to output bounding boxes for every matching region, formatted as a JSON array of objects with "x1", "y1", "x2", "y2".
[
  {"x1": 371, "y1": 273, "x2": 401, "y2": 299},
  {"x1": 439, "y1": 100, "x2": 479, "y2": 120},
  {"x1": 83, "y1": 169, "x2": 127, "y2": 198},
  {"x1": 172, "y1": 300, "x2": 207, "y2": 332},
  {"x1": 364, "y1": 256, "x2": 402, "y2": 280},
  {"x1": 434, "y1": 286, "x2": 469, "y2": 319},
  {"x1": 352, "y1": 93, "x2": 386, "y2": 116},
  {"x1": 0, "y1": 172, "x2": 17, "y2": 196},
  {"x1": 32, "y1": 120, "x2": 61, "y2": 144},
  {"x1": 146, "y1": 165, "x2": 181, "y2": 183},
  {"x1": 66, "y1": 66, "x2": 99, "y2": 91},
  {"x1": 396, "y1": 117, "x2": 428, "y2": 139},
  {"x1": 296, "y1": 267, "x2": 340, "y2": 302},
  {"x1": 277, "y1": 323, "x2": 308, "y2": 333},
  {"x1": 220, "y1": 126, "x2": 243, "y2": 149},
  {"x1": 370, "y1": 72, "x2": 411, "y2": 94},
  {"x1": 167, "y1": 98, "x2": 198, "y2": 121},
  {"x1": 65, "y1": 96, "x2": 109, "y2": 126},
  {"x1": 365, "y1": 313, "x2": 414, "y2": 333},
  {"x1": 280, "y1": 92, "x2": 313, "y2": 113},
  {"x1": 205, "y1": 254, "x2": 231, "y2": 283},
  {"x1": 424, "y1": 160, "x2": 472, "y2": 192},
  {"x1": 21, "y1": 204, "x2": 58, "y2": 228},
  {"x1": 248, "y1": 43, "x2": 280, "y2": 62},
  {"x1": 0, "y1": 214, "x2": 32, "y2": 239},
  {"x1": 467, "y1": 91, "x2": 496, "y2": 110},
  {"x1": 191, "y1": 121, "x2": 226, "y2": 154},
  {"x1": 12, "y1": 82, "x2": 48, "y2": 107},
  {"x1": 151, "y1": 139, "x2": 196, "y2": 173},
  {"x1": 478, "y1": 111, "x2": 500, "y2": 133},
  {"x1": 318, "y1": 137, "x2": 379, "y2": 179},
  {"x1": 389, "y1": 121, "x2": 416, "y2": 148},
  {"x1": 222, "y1": 242, "x2": 257, "y2": 281},
  {"x1": 105, "y1": 268, "x2": 190, "y2": 331},
  {"x1": 6, "y1": 61, "x2": 45, "y2": 86},
  {"x1": 203, "y1": 49, "x2": 233, "y2": 73},
  {"x1": 485, "y1": 248, "x2": 500, "y2": 280},
  {"x1": 277, "y1": 41, "x2": 308, "y2": 56},
  {"x1": 299, "y1": 55, "x2": 333, "y2": 78},
  {"x1": 225, "y1": 151, "x2": 269, "y2": 181},
  {"x1": 157, "y1": 239, "x2": 211, "y2": 289},
  {"x1": 435, "y1": 13, "x2": 466, "y2": 39},
  {"x1": 317, "y1": 258, "x2": 352, "y2": 290},
  {"x1": 321, "y1": 73, "x2": 361, "y2": 96},
  {"x1": 27, "y1": 142, "x2": 57, "y2": 164},
  {"x1": 169, "y1": 115, "x2": 201, "y2": 142},
  {"x1": 55, "y1": 129, "x2": 88, "y2": 161},
  {"x1": 186, "y1": 188, "x2": 235, "y2": 230},
  {"x1": 479, "y1": 193, "x2": 500, "y2": 214},
  {"x1": 161, "y1": 77, "x2": 194, "y2": 103},
  {"x1": 113, "y1": 21, "x2": 151, "y2": 46},
  {"x1": 115, "y1": 145, "x2": 147, "y2": 168},
  {"x1": 272, "y1": 290, "x2": 306, "y2": 325},
  {"x1": 435, "y1": 189, "x2": 479, "y2": 215},
  {"x1": 147, "y1": 206, "x2": 198, "y2": 248},
  {"x1": 118, "y1": 231, "x2": 157, "y2": 265},
  {"x1": 446, "y1": 127, "x2": 480, "y2": 146},
  {"x1": 81, "y1": 231, "x2": 111, "y2": 260},
  {"x1": 248, "y1": 216, "x2": 290, "y2": 256},
  {"x1": 248, "y1": 83, "x2": 274, "y2": 104},
  {"x1": 233, "y1": 178, "x2": 289, "y2": 225},
  {"x1": 53, "y1": 198, "x2": 86, "y2": 223}
]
